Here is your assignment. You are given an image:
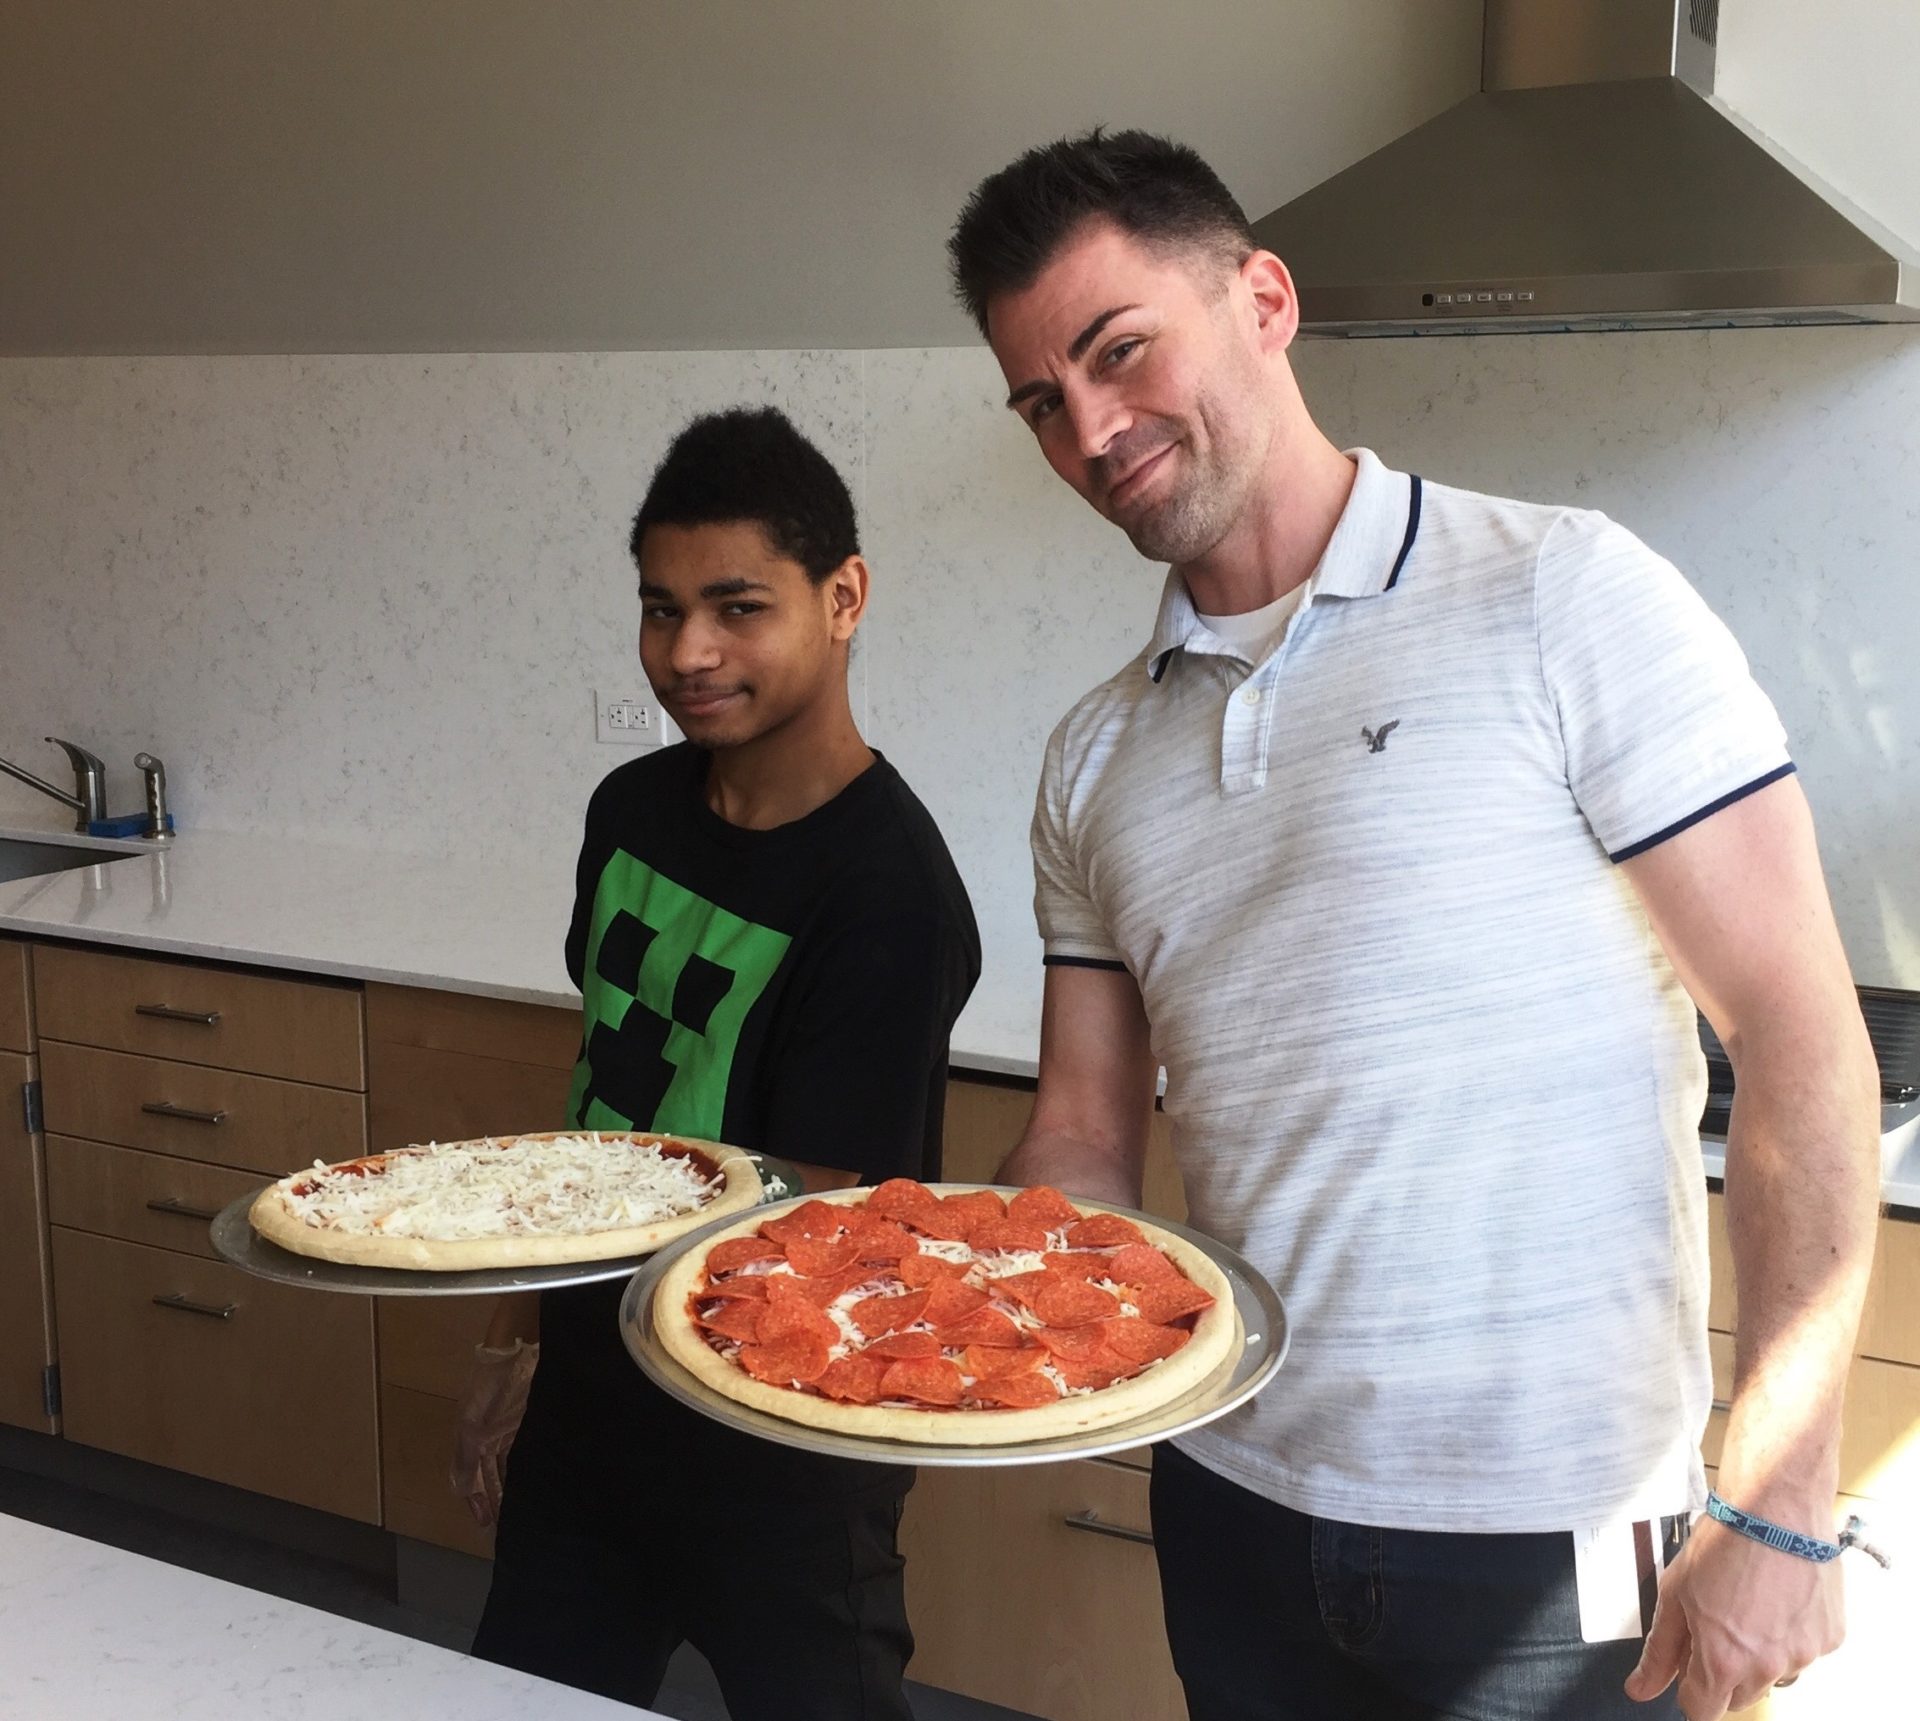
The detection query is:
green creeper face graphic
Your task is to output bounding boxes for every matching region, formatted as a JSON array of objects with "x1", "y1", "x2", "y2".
[{"x1": 566, "y1": 852, "x2": 791, "y2": 1139}]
